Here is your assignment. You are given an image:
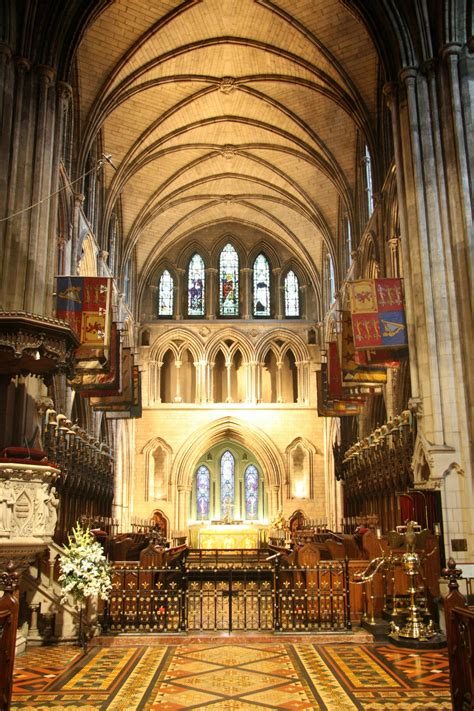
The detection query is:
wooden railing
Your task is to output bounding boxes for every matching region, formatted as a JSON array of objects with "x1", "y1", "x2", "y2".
[
  {"x1": 0, "y1": 563, "x2": 20, "y2": 711},
  {"x1": 443, "y1": 558, "x2": 473, "y2": 711}
]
